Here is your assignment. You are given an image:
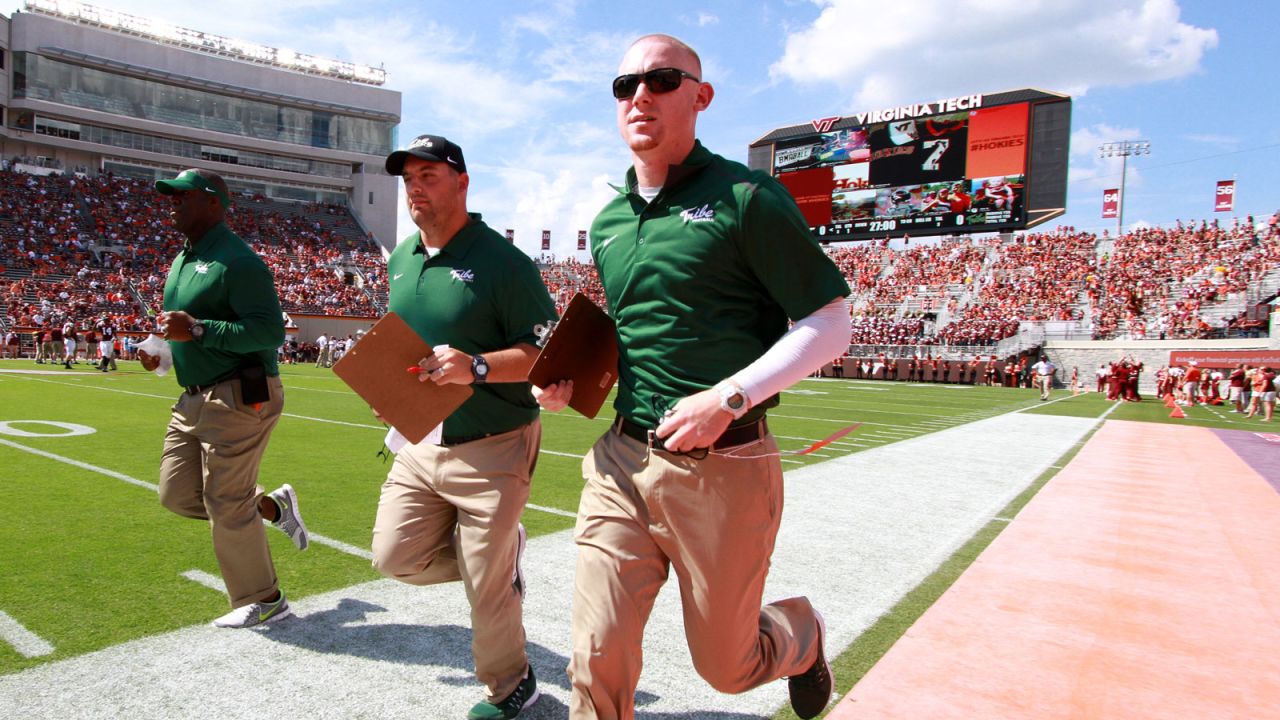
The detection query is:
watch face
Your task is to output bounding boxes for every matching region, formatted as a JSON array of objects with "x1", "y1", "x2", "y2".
[{"x1": 728, "y1": 393, "x2": 745, "y2": 409}]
